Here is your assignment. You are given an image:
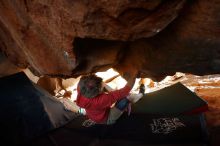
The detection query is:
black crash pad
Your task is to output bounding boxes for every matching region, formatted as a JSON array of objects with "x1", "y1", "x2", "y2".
[
  {"x1": 30, "y1": 81, "x2": 209, "y2": 146},
  {"x1": 62, "y1": 113, "x2": 209, "y2": 146},
  {"x1": 0, "y1": 72, "x2": 209, "y2": 146},
  {"x1": 132, "y1": 82, "x2": 208, "y2": 115},
  {"x1": 0, "y1": 72, "x2": 79, "y2": 145}
]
